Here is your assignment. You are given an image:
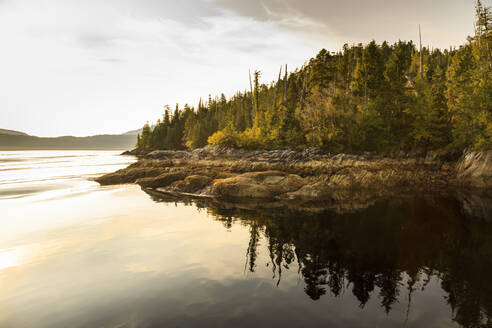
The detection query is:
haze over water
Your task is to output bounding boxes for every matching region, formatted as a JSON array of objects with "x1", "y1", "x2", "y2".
[{"x1": 1, "y1": 151, "x2": 491, "y2": 327}]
